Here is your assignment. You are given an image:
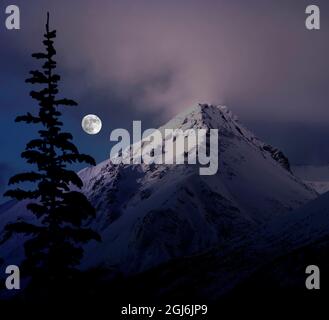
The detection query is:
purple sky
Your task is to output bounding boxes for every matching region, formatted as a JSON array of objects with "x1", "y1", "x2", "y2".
[
  {"x1": 1, "y1": 0, "x2": 329, "y2": 200},
  {"x1": 11, "y1": 0, "x2": 328, "y2": 121}
]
